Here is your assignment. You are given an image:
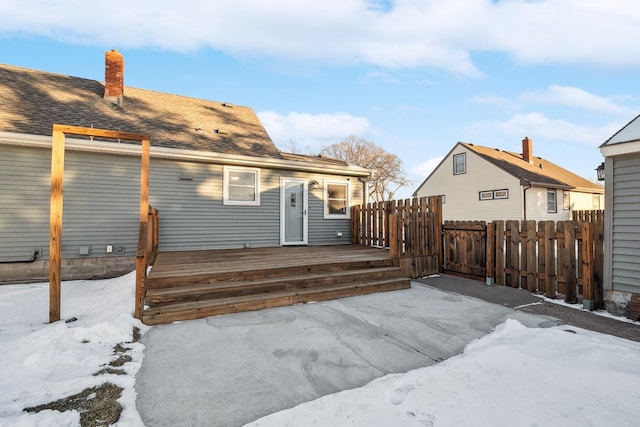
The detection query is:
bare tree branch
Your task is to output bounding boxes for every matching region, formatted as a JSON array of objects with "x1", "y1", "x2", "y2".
[{"x1": 321, "y1": 135, "x2": 411, "y2": 203}]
